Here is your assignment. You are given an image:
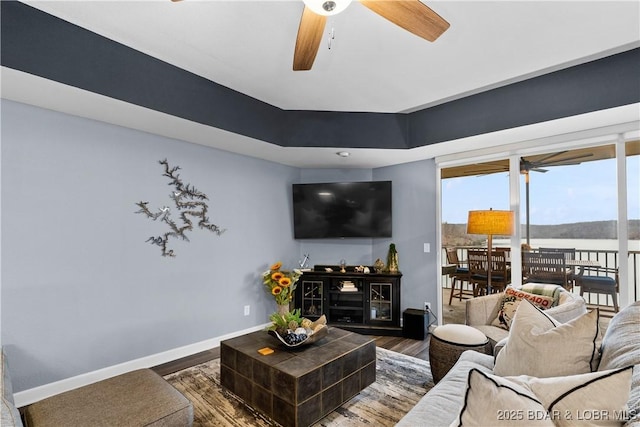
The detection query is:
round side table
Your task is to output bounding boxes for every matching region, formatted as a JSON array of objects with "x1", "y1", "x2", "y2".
[{"x1": 428, "y1": 324, "x2": 490, "y2": 384}]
